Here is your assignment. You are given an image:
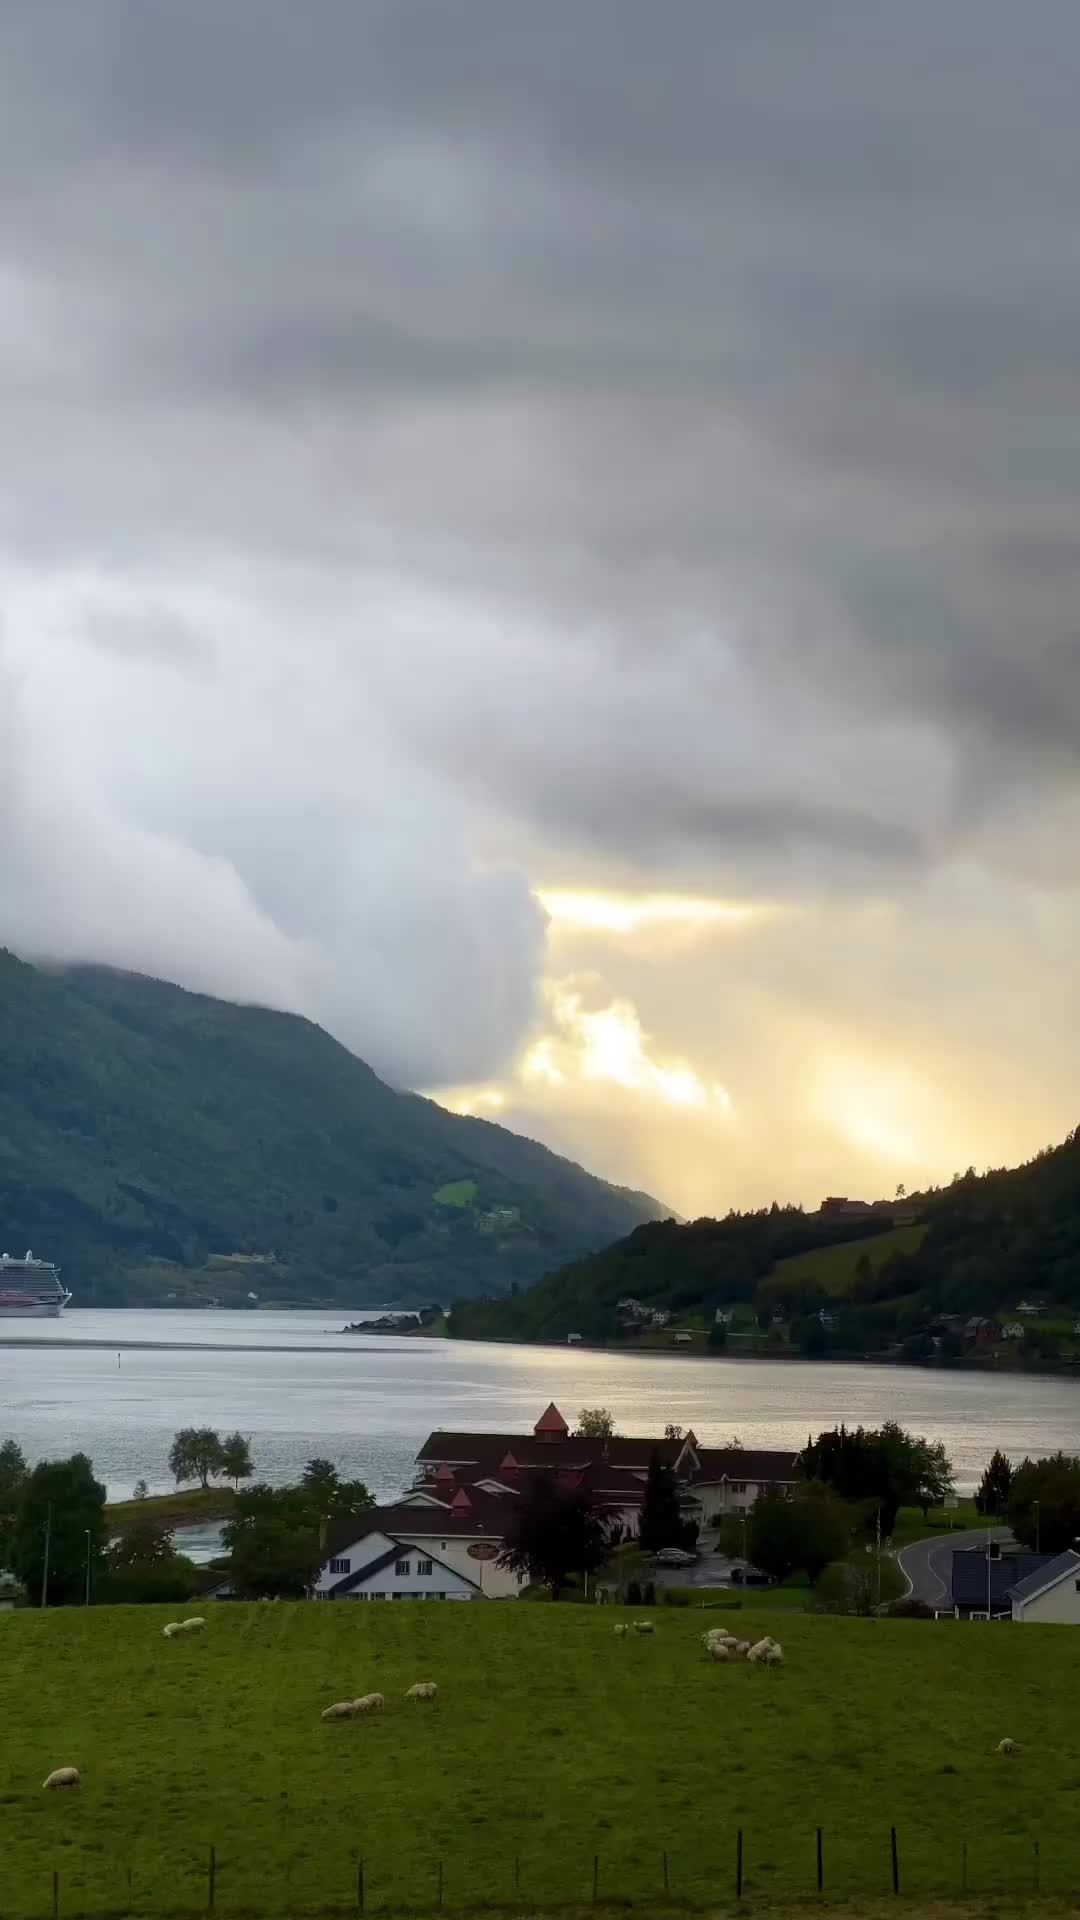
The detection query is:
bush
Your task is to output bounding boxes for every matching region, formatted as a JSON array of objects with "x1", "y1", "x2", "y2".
[
  {"x1": 661, "y1": 1588, "x2": 692, "y2": 1606},
  {"x1": 625, "y1": 1579, "x2": 642, "y2": 1606},
  {"x1": 814, "y1": 1555, "x2": 906, "y2": 1615},
  {"x1": 642, "y1": 1581, "x2": 657, "y2": 1606}
]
